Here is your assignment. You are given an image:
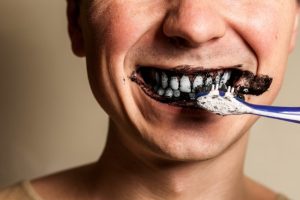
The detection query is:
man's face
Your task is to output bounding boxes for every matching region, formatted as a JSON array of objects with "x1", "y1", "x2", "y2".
[{"x1": 72, "y1": 0, "x2": 299, "y2": 160}]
